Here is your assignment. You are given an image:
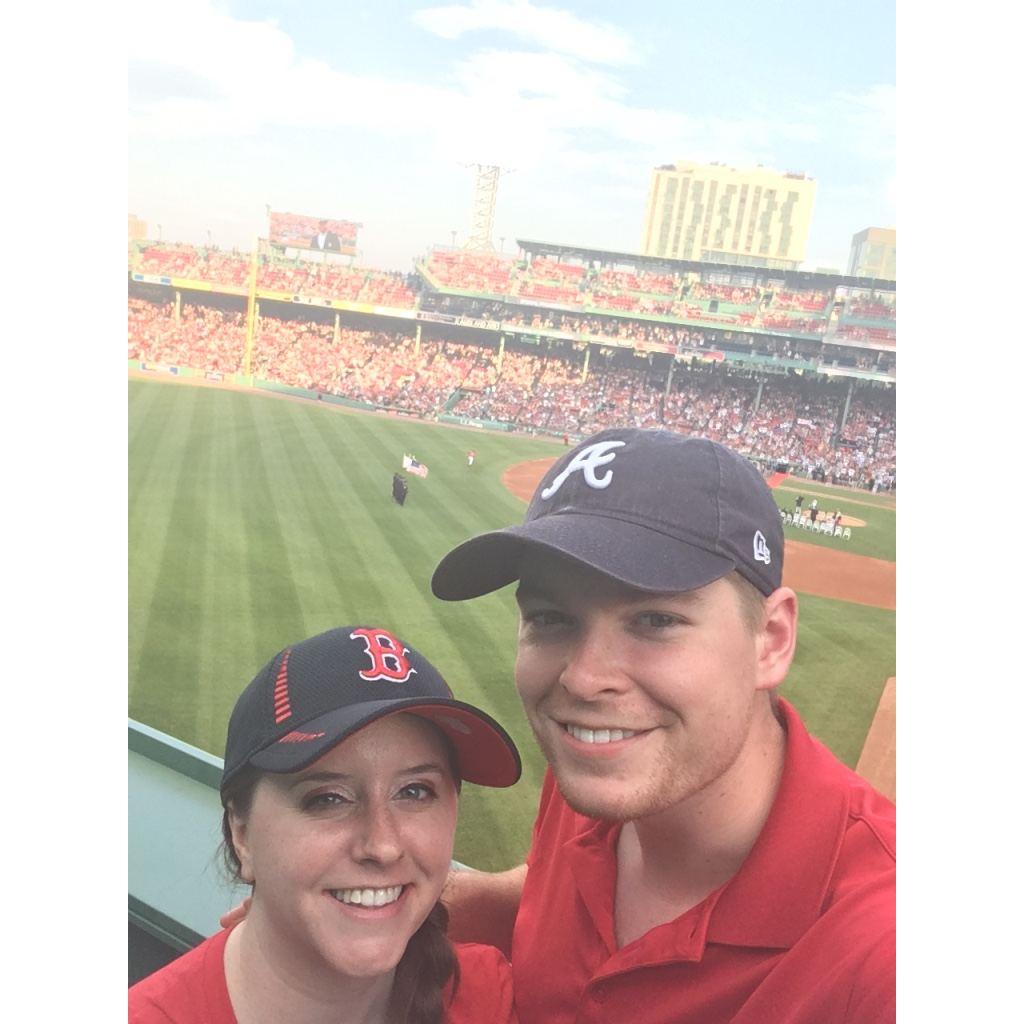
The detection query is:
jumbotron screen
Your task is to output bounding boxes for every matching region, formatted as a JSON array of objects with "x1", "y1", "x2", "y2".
[{"x1": 269, "y1": 211, "x2": 362, "y2": 256}]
